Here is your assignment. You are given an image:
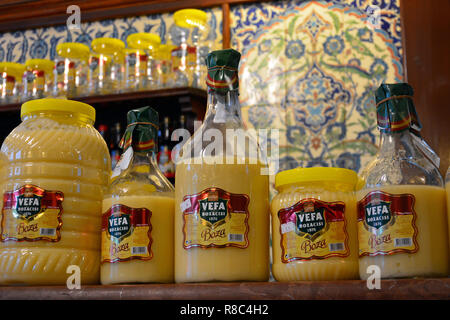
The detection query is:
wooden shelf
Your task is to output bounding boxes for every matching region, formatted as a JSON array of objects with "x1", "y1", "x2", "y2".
[
  {"x1": 0, "y1": 87, "x2": 207, "y2": 142},
  {"x1": 0, "y1": 87, "x2": 207, "y2": 113},
  {"x1": 0, "y1": 278, "x2": 449, "y2": 300}
]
